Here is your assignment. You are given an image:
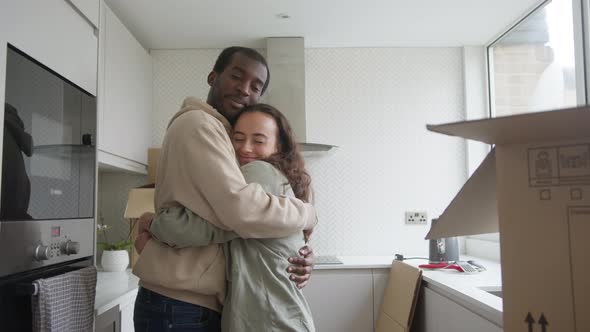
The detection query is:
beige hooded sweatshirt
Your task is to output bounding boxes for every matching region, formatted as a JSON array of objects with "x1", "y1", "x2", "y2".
[{"x1": 132, "y1": 97, "x2": 316, "y2": 312}]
